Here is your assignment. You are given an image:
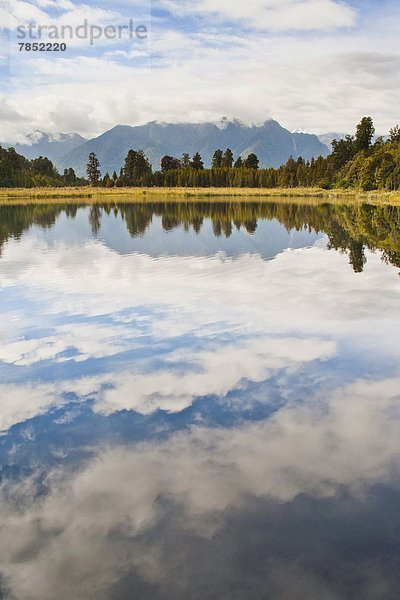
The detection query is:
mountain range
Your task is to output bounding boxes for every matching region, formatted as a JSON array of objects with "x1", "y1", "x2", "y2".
[{"x1": 6, "y1": 119, "x2": 331, "y2": 176}]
